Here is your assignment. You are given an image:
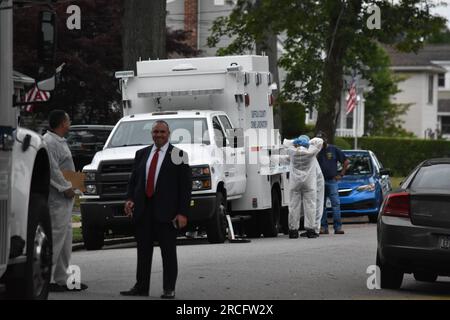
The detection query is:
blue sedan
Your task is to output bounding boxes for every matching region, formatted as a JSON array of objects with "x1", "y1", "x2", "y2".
[{"x1": 325, "y1": 150, "x2": 392, "y2": 223}]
